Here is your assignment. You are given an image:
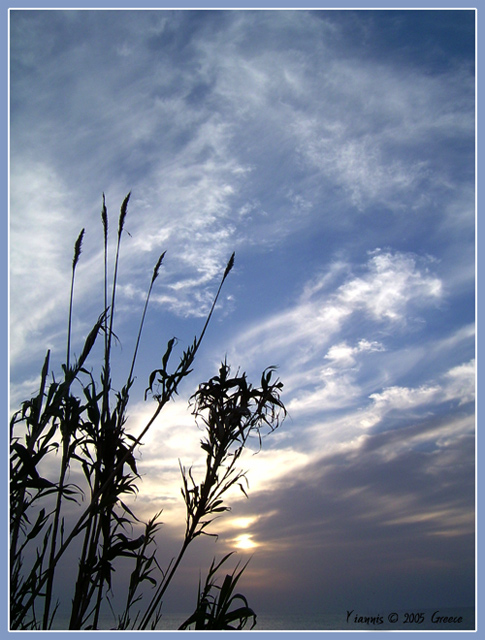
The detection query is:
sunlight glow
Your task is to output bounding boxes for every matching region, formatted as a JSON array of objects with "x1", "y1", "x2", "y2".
[
  {"x1": 233, "y1": 534, "x2": 258, "y2": 550},
  {"x1": 229, "y1": 516, "x2": 257, "y2": 529}
]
